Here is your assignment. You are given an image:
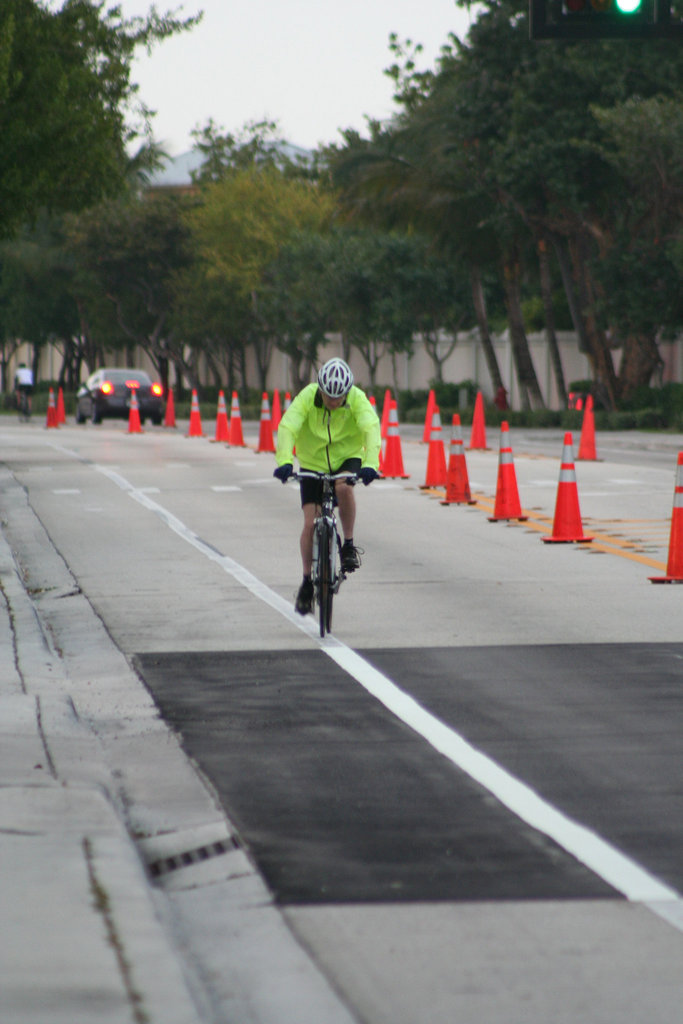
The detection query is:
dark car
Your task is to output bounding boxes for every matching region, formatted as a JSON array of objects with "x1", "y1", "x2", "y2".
[{"x1": 76, "y1": 368, "x2": 164, "y2": 425}]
